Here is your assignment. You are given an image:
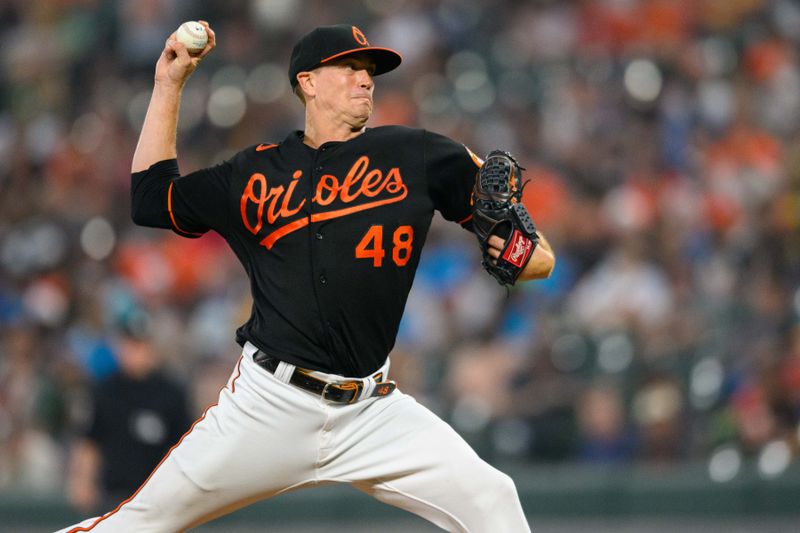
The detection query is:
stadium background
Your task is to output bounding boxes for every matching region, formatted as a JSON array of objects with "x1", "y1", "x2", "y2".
[{"x1": 1, "y1": 0, "x2": 799, "y2": 530}]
